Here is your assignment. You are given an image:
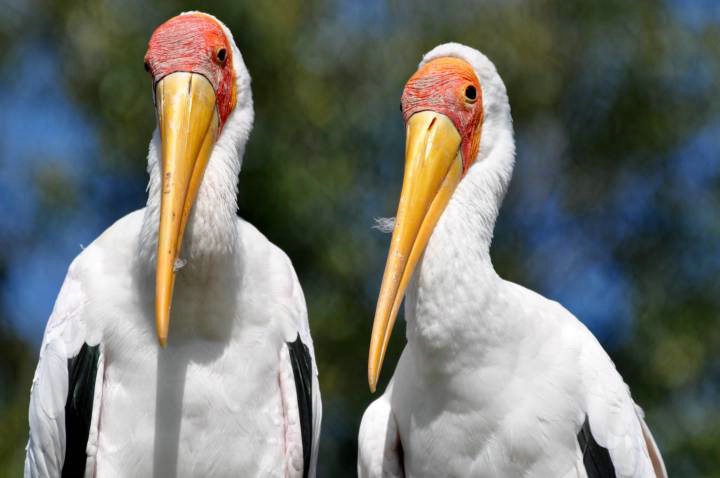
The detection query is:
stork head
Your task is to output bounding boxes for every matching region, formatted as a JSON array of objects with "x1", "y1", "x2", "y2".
[
  {"x1": 144, "y1": 12, "x2": 250, "y2": 347},
  {"x1": 368, "y1": 44, "x2": 512, "y2": 391}
]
